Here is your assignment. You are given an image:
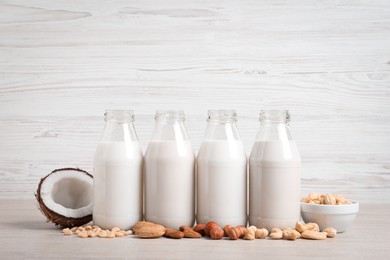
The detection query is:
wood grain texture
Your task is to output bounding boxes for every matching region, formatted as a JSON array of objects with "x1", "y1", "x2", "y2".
[
  {"x1": 0, "y1": 0, "x2": 389, "y2": 202},
  {"x1": 0, "y1": 200, "x2": 390, "y2": 259}
]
